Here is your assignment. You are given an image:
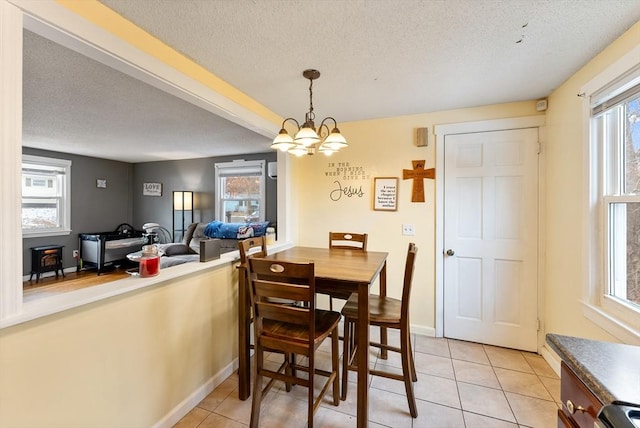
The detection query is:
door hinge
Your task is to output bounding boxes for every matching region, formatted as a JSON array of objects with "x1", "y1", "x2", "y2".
[
  {"x1": 536, "y1": 319, "x2": 541, "y2": 331},
  {"x1": 537, "y1": 141, "x2": 541, "y2": 154}
]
